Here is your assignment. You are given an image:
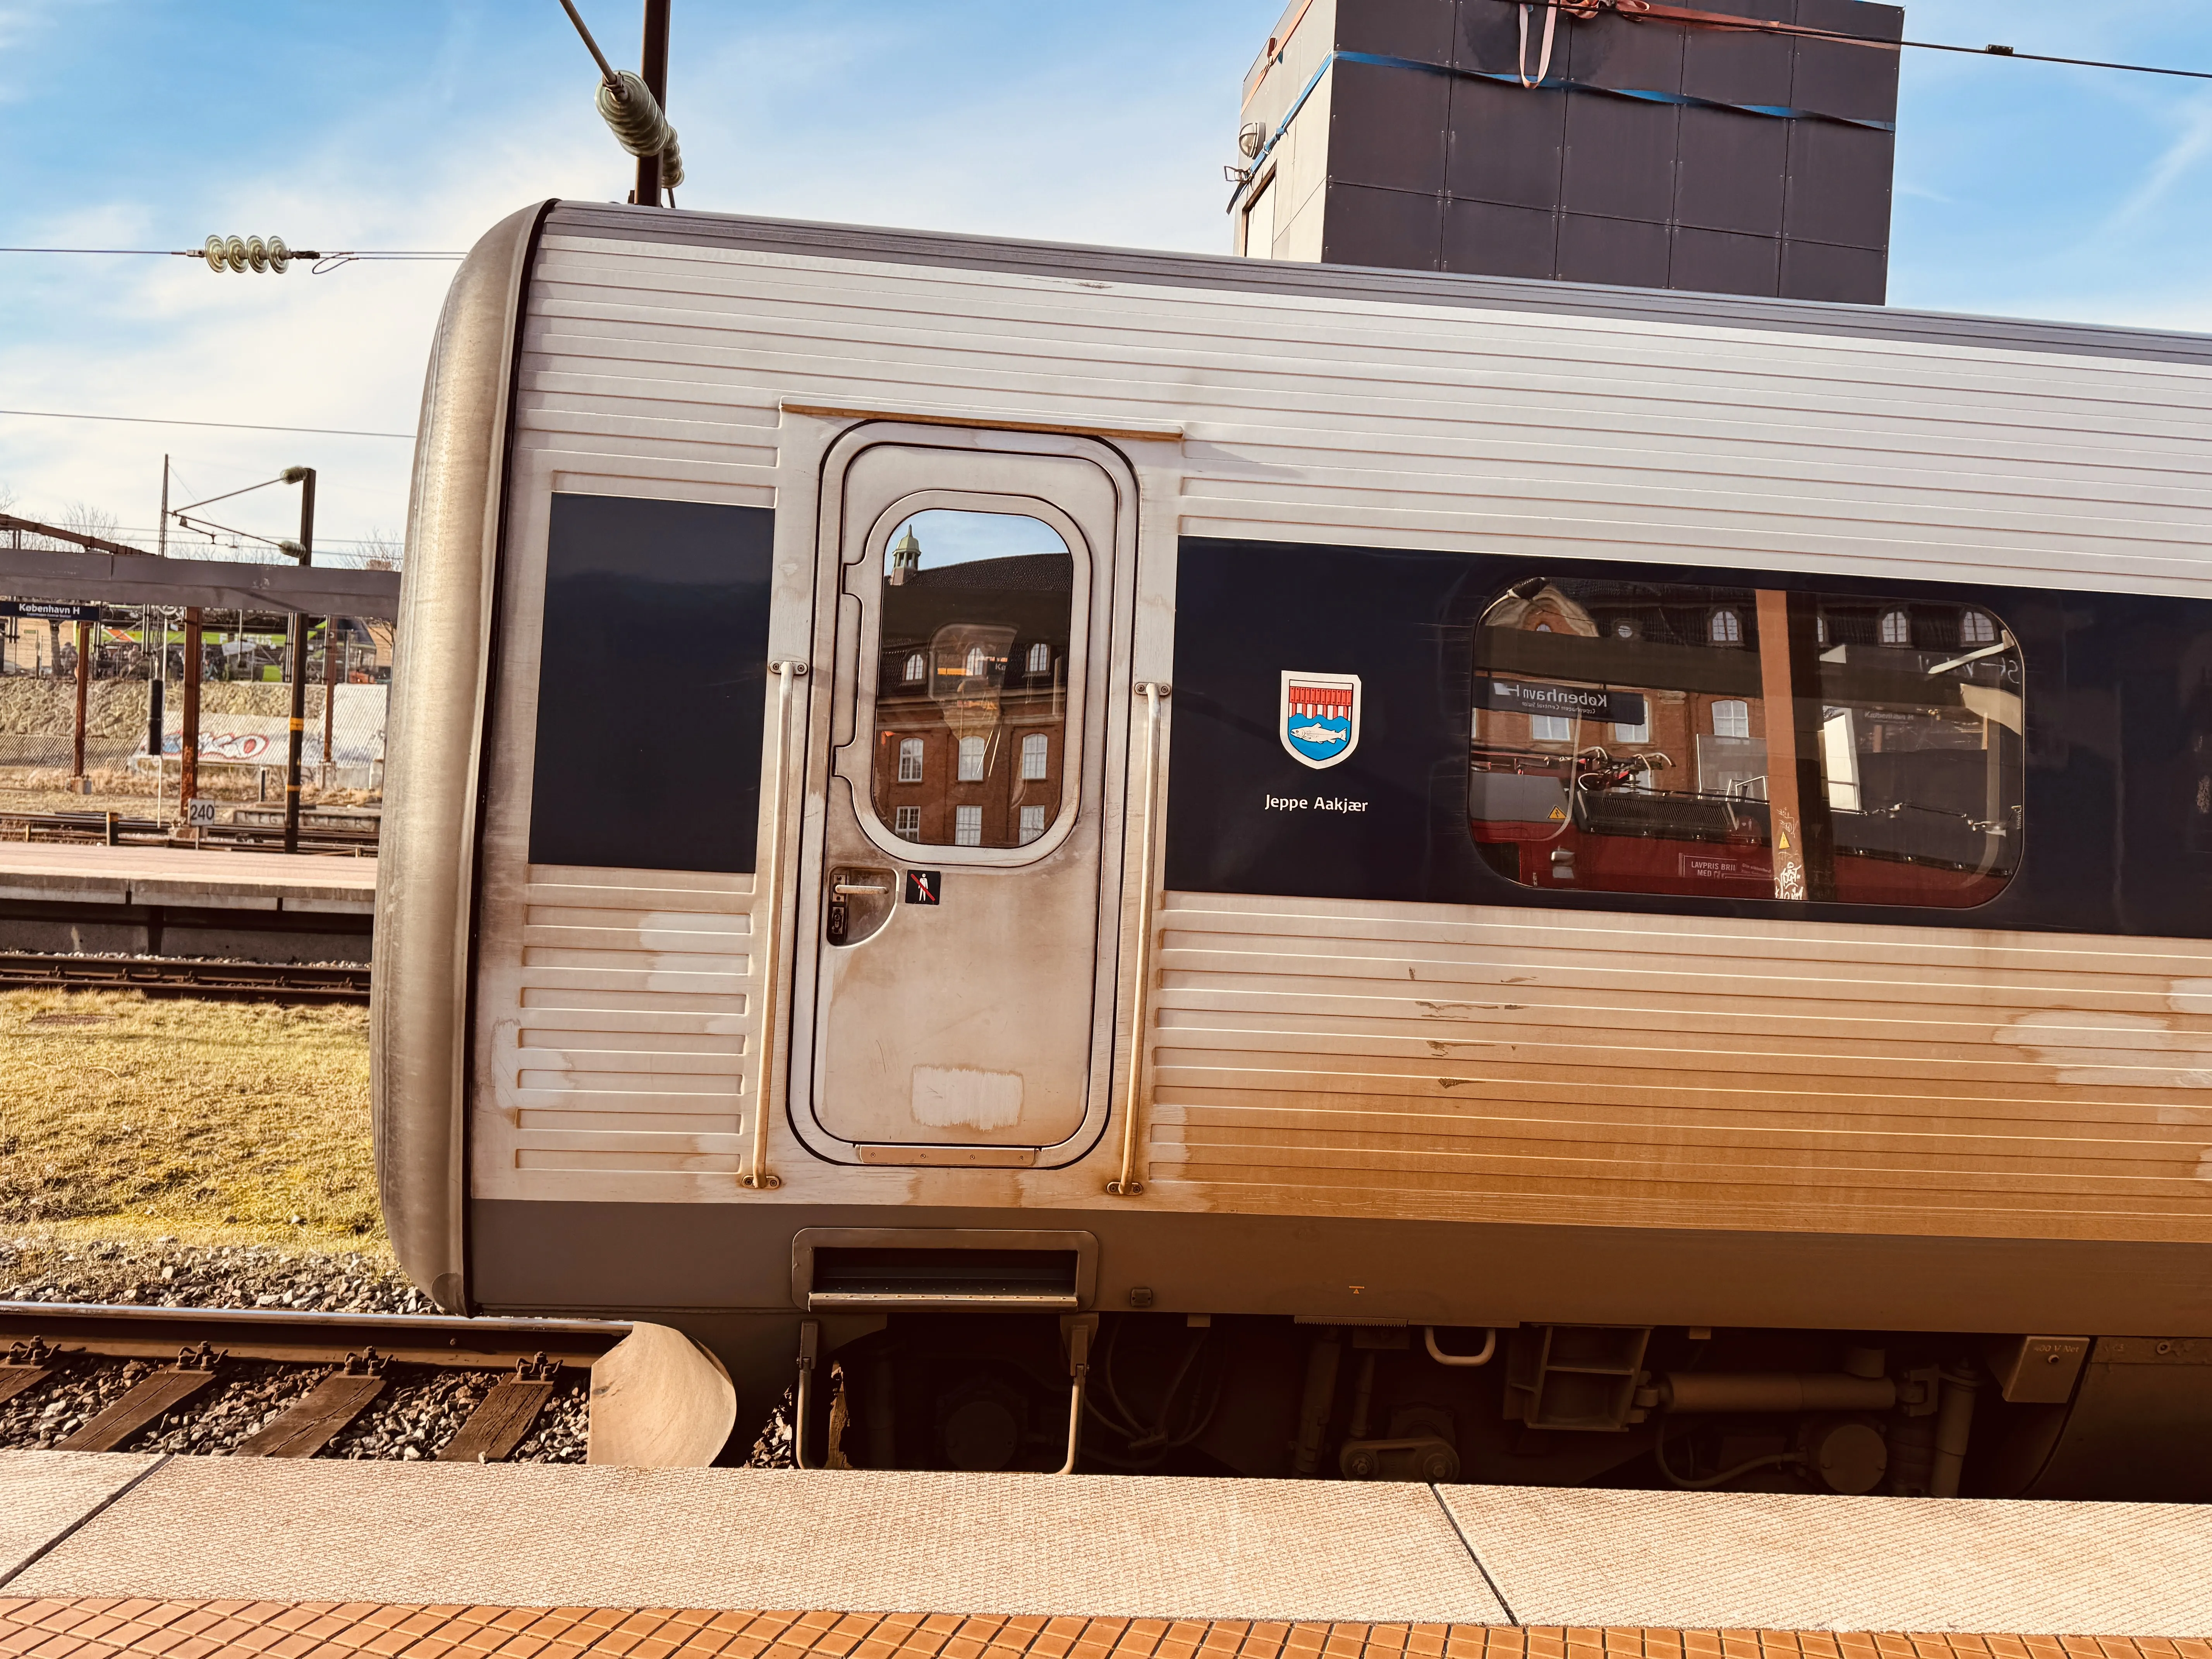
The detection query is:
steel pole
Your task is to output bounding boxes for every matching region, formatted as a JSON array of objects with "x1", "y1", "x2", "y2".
[
  {"x1": 180, "y1": 606, "x2": 202, "y2": 836},
  {"x1": 635, "y1": 0, "x2": 670, "y2": 205},
  {"x1": 283, "y1": 469, "x2": 316, "y2": 854},
  {"x1": 71, "y1": 616, "x2": 90, "y2": 784},
  {"x1": 322, "y1": 617, "x2": 340, "y2": 787}
]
